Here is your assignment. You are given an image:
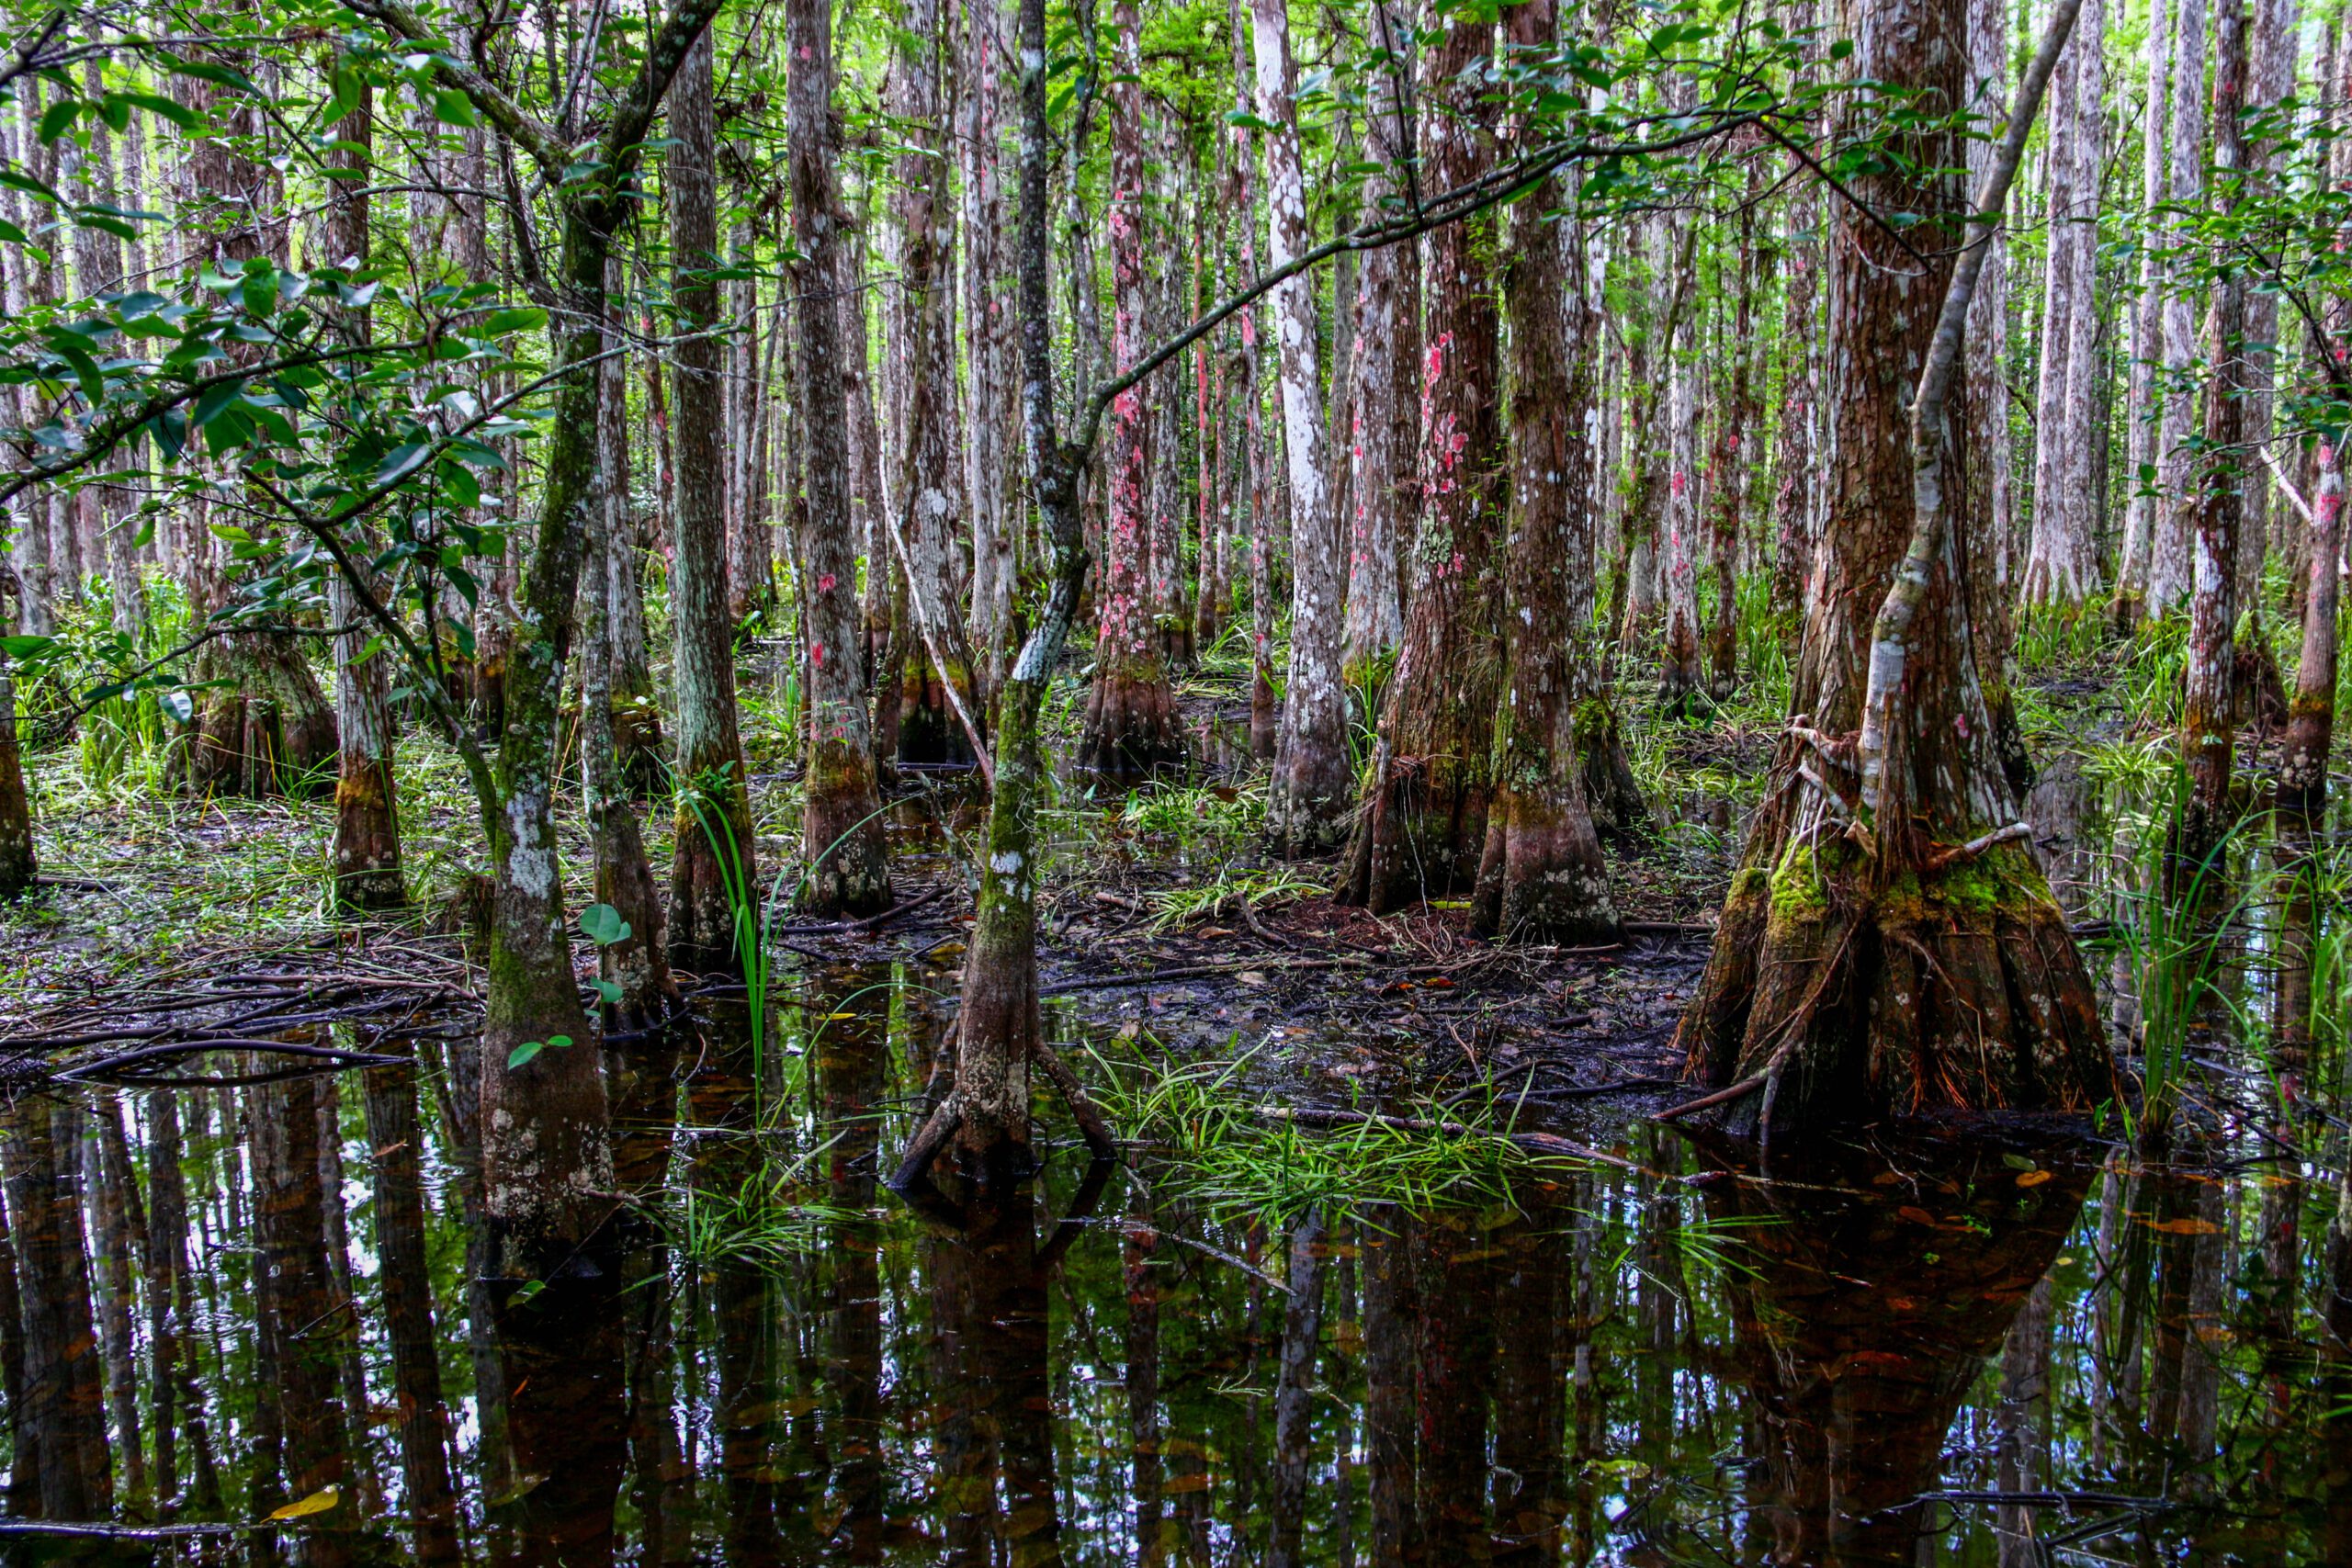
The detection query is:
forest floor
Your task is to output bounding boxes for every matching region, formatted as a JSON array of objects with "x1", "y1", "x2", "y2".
[{"x1": 0, "y1": 614, "x2": 2234, "y2": 1137}]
